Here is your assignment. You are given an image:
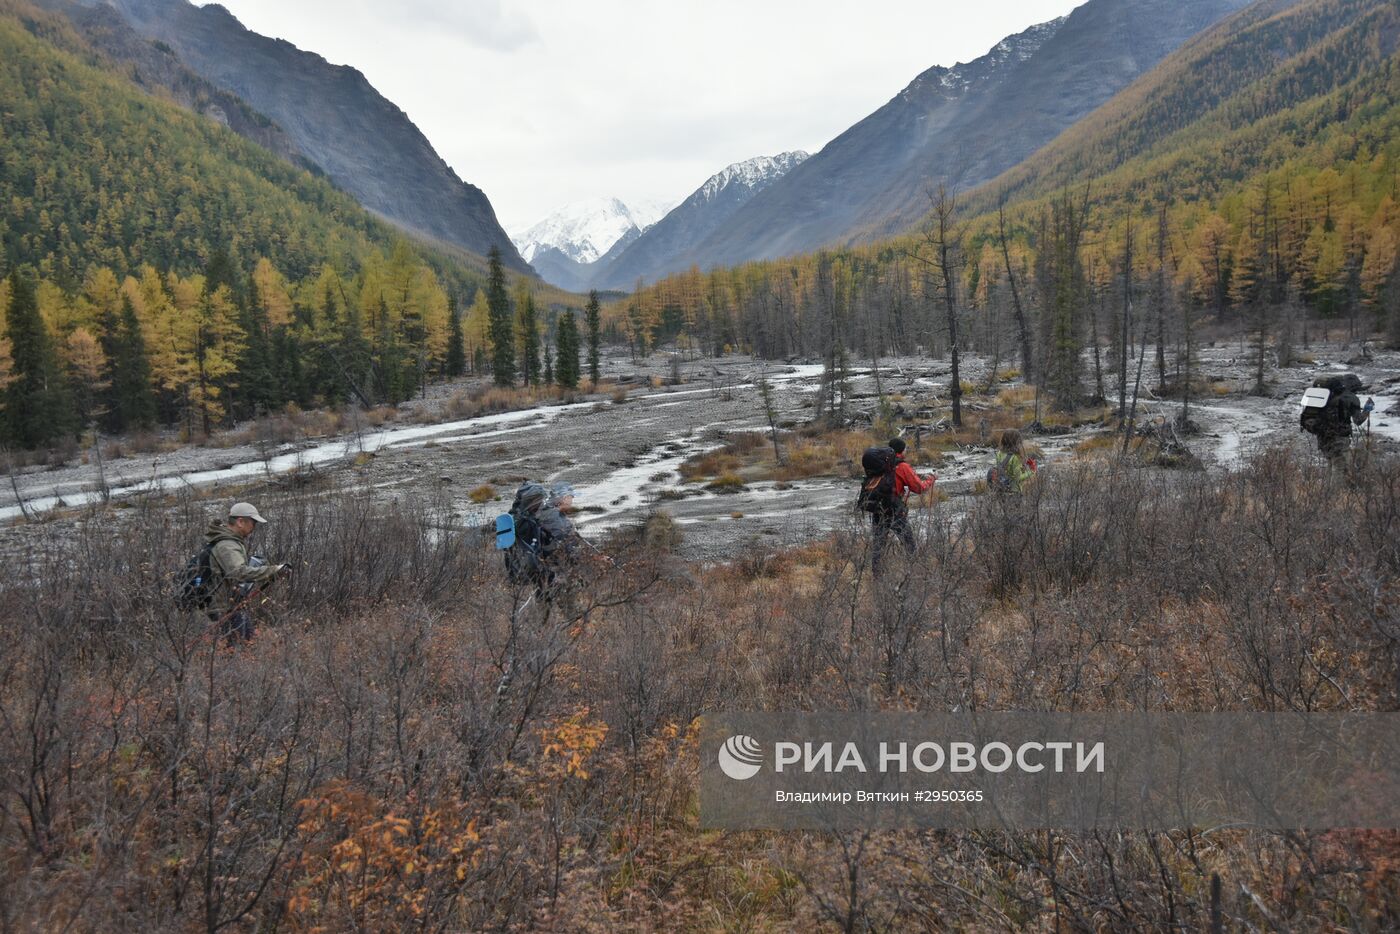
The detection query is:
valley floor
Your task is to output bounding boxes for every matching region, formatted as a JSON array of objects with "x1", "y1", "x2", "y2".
[{"x1": 2, "y1": 341, "x2": 1397, "y2": 561}]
